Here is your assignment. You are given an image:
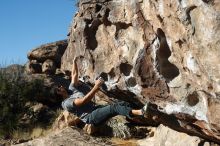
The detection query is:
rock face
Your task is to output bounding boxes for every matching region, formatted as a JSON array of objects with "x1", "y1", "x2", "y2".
[
  {"x1": 26, "y1": 40, "x2": 68, "y2": 74},
  {"x1": 24, "y1": 39, "x2": 71, "y2": 104},
  {"x1": 13, "y1": 124, "x2": 217, "y2": 146},
  {"x1": 13, "y1": 127, "x2": 113, "y2": 146},
  {"x1": 60, "y1": 0, "x2": 220, "y2": 143},
  {"x1": 138, "y1": 124, "x2": 202, "y2": 146}
]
